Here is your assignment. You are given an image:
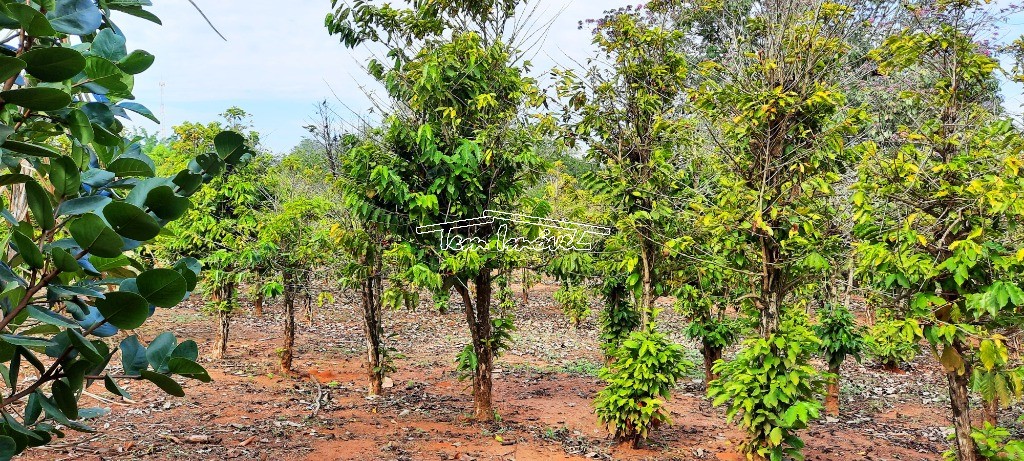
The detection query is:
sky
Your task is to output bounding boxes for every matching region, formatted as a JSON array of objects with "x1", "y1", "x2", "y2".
[
  {"x1": 116, "y1": 0, "x2": 624, "y2": 154},
  {"x1": 116, "y1": 1, "x2": 1024, "y2": 154}
]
